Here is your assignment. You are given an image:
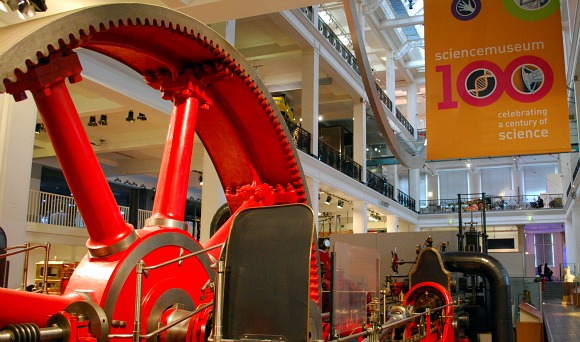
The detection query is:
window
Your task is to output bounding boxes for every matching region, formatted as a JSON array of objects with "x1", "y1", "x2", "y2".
[
  {"x1": 481, "y1": 167, "x2": 512, "y2": 197},
  {"x1": 438, "y1": 170, "x2": 468, "y2": 200},
  {"x1": 534, "y1": 233, "x2": 554, "y2": 267},
  {"x1": 523, "y1": 165, "x2": 556, "y2": 196}
]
